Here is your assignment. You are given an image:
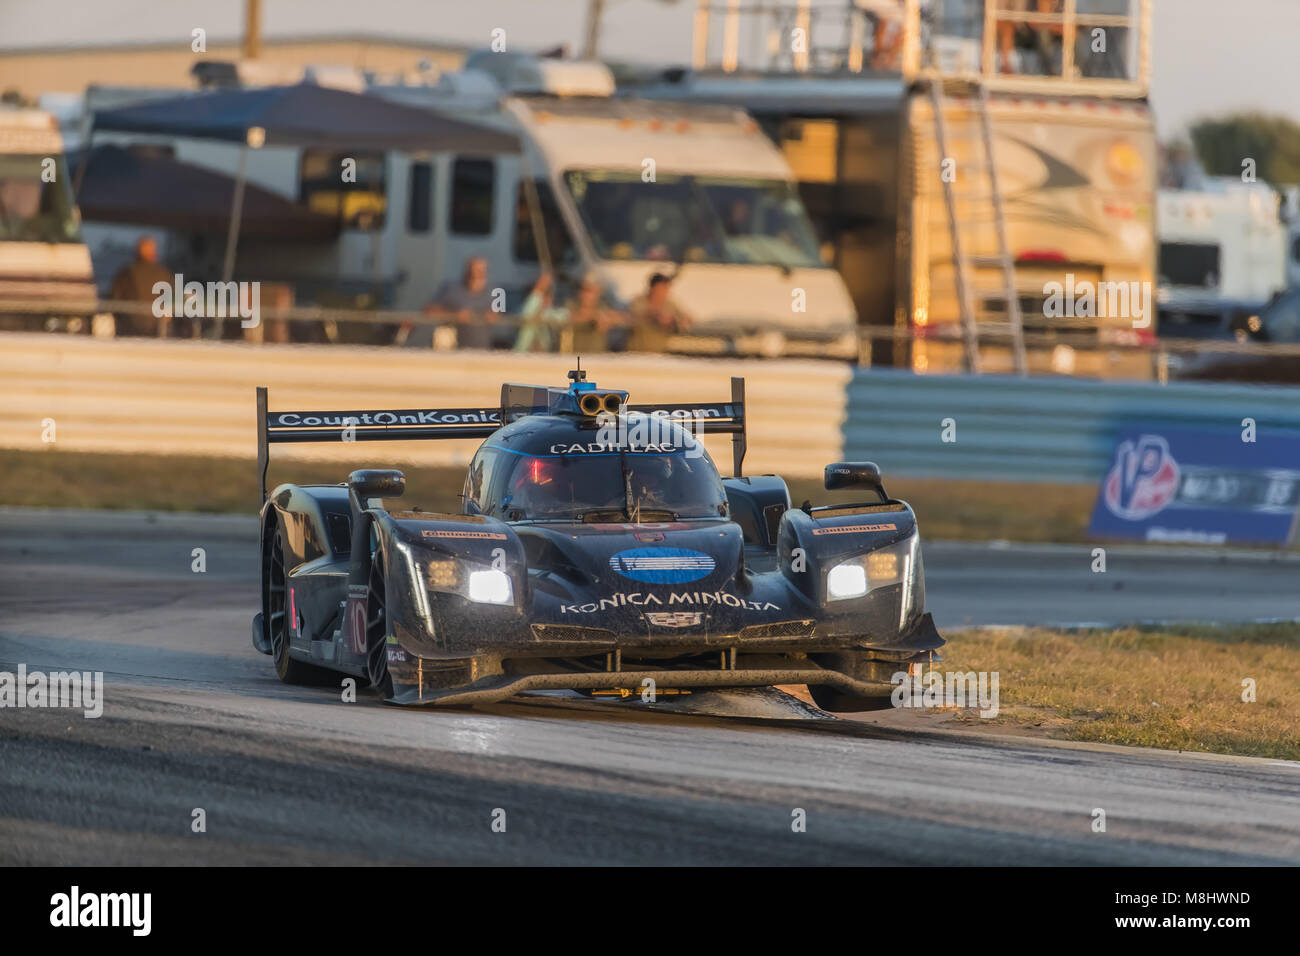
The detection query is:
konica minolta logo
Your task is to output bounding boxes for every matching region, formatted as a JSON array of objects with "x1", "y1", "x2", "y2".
[{"x1": 49, "y1": 886, "x2": 151, "y2": 936}]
